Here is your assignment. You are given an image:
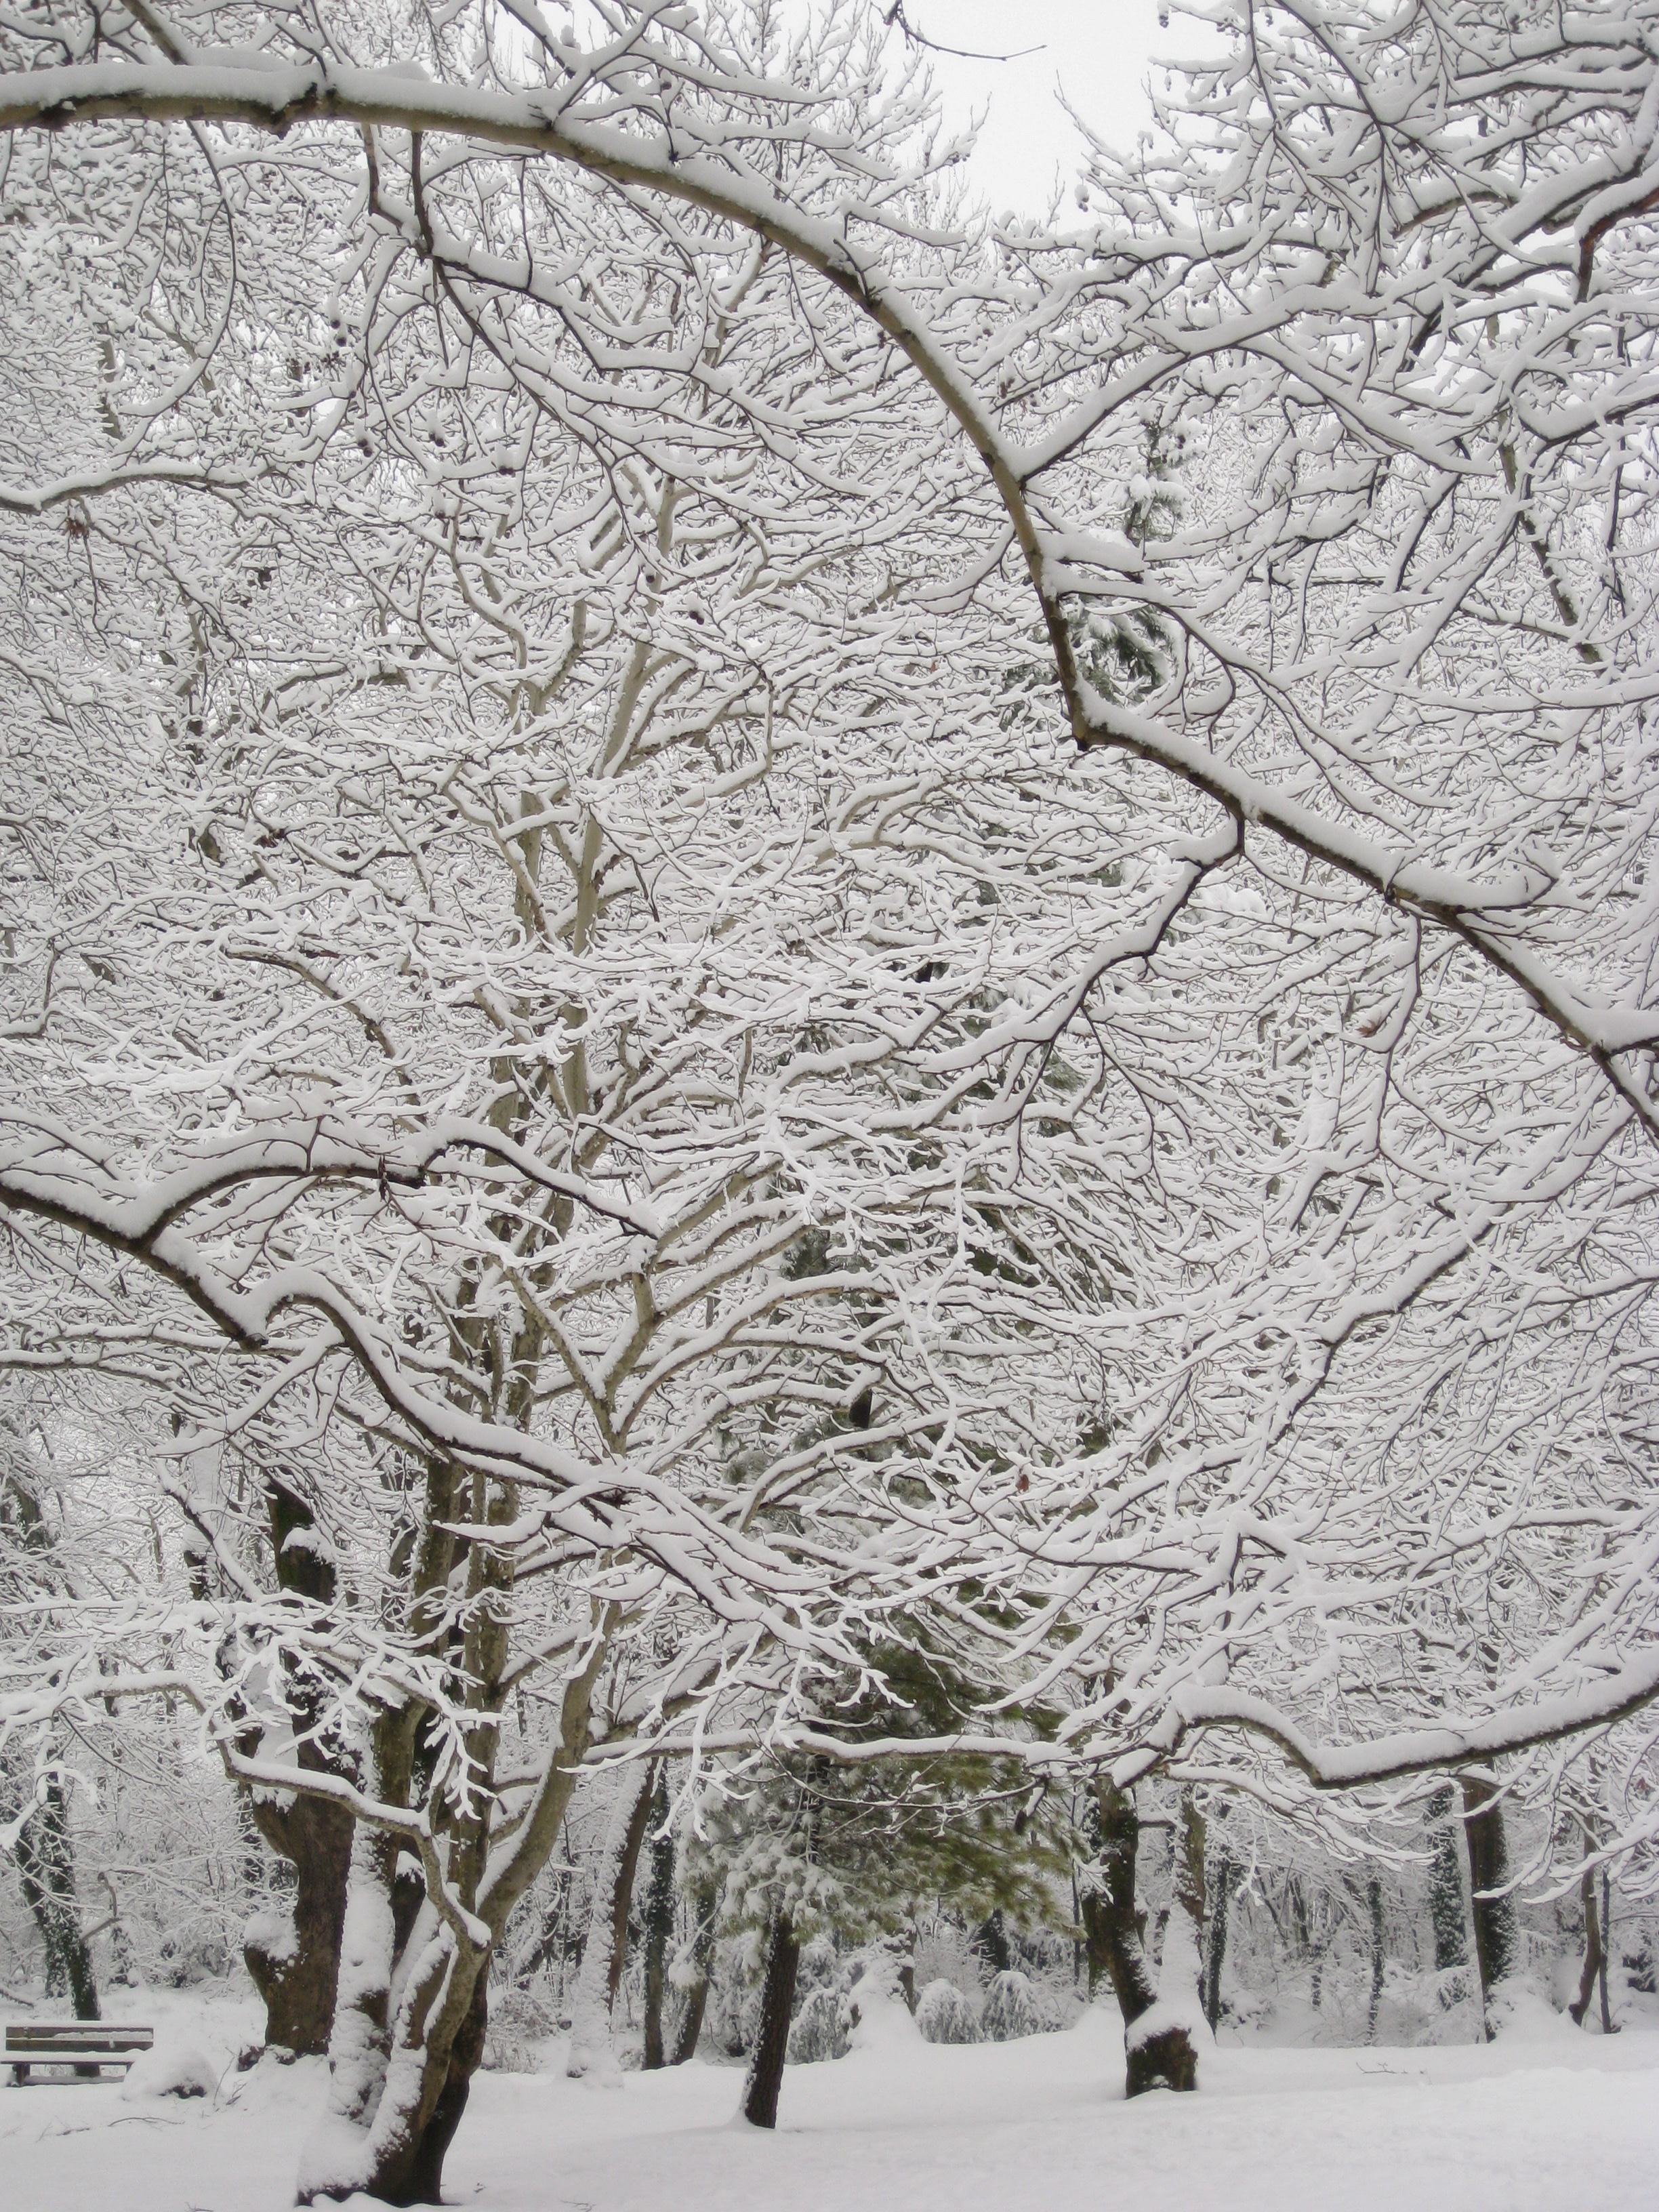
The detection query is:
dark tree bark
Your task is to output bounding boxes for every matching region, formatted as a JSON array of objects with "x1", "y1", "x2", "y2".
[
  {"x1": 1427, "y1": 1783, "x2": 1471, "y2": 2003},
  {"x1": 1123, "y1": 1790, "x2": 1204, "y2": 2097},
  {"x1": 1082, "y1": 1780, "x2": 1199, "y2": 2098},
  {"x1": 1128, "y1": 2022, "x2": 1200, "y2": 2094},
  {"x1": 670, "y1": 1881, "x2": 718, "y2": 2065},
  {"x1": 607, "y1": 1761, "x2": 657, "y2": 2011},
  {"x1": 739, "y1": 1910, "x2": 799, "y2": 2129},
  {"x1": 972, "y1": 1907, "x2": 1012, "y2": 1975},
  {"x1": 407, "y1": 1968, "x2": 488, "y2": 2207},
  {"x1": 241, "y1": 1479, "x2": 354, "y2": 2057},
  {"x1": 243, "y1": 1791, "x2": 354, "y2": 2056},
  {"x1": 1461, "y1": 1776, "x2": 1519, "y2": 2038},
  {"x1": 16, "y1": 1776, "x2": 100, "y2": 2025},
  {"x1": 1569, "y1": 1857, "x2": 1603, "y2": 2028},
  {"x1": 640, "y1": 1776, "x2": 675, "y2": 2070},
  {"x1": 3, "y1": 1473, "x2": 98, "y2": 2036},
  {"x1": 1176, "y1": 1790, "x2": 1207, "y2": 1954},
  {"x1": 1081, "y1": 1780, "x2": 1158, "y2": 2025},
  {"x1": 1366, "y1": 1875, "x2": 1385, "y2": 2042},
  {"x1": 1204, "y1": 1850, "x2": 1233, "y2": 2033},
  {"x1": 1599, "y1": 1871, "x2": 1615, "y2": 2034}
]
